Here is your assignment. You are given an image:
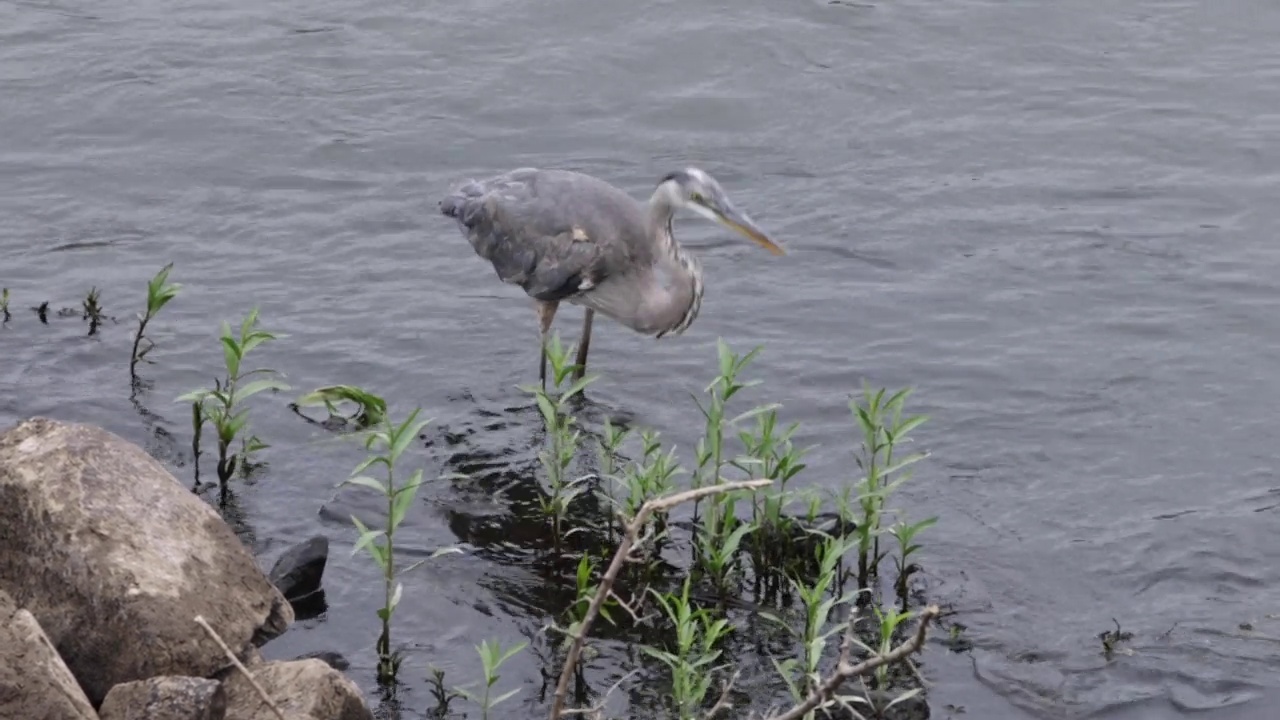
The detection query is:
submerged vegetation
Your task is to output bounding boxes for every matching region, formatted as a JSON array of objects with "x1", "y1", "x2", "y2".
[
  {"x1": 176, "y1": 308, "x2": 288, "y2": 497},
  {"x1": 9, "y1": 267, "x2": 948, "y2": 719},
  {"x1": 131, "y1": 263, "x2": 182, "y2": 379},
  {"x1": 342, "y1": 401, "x2": 463, "y2": 683}
]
